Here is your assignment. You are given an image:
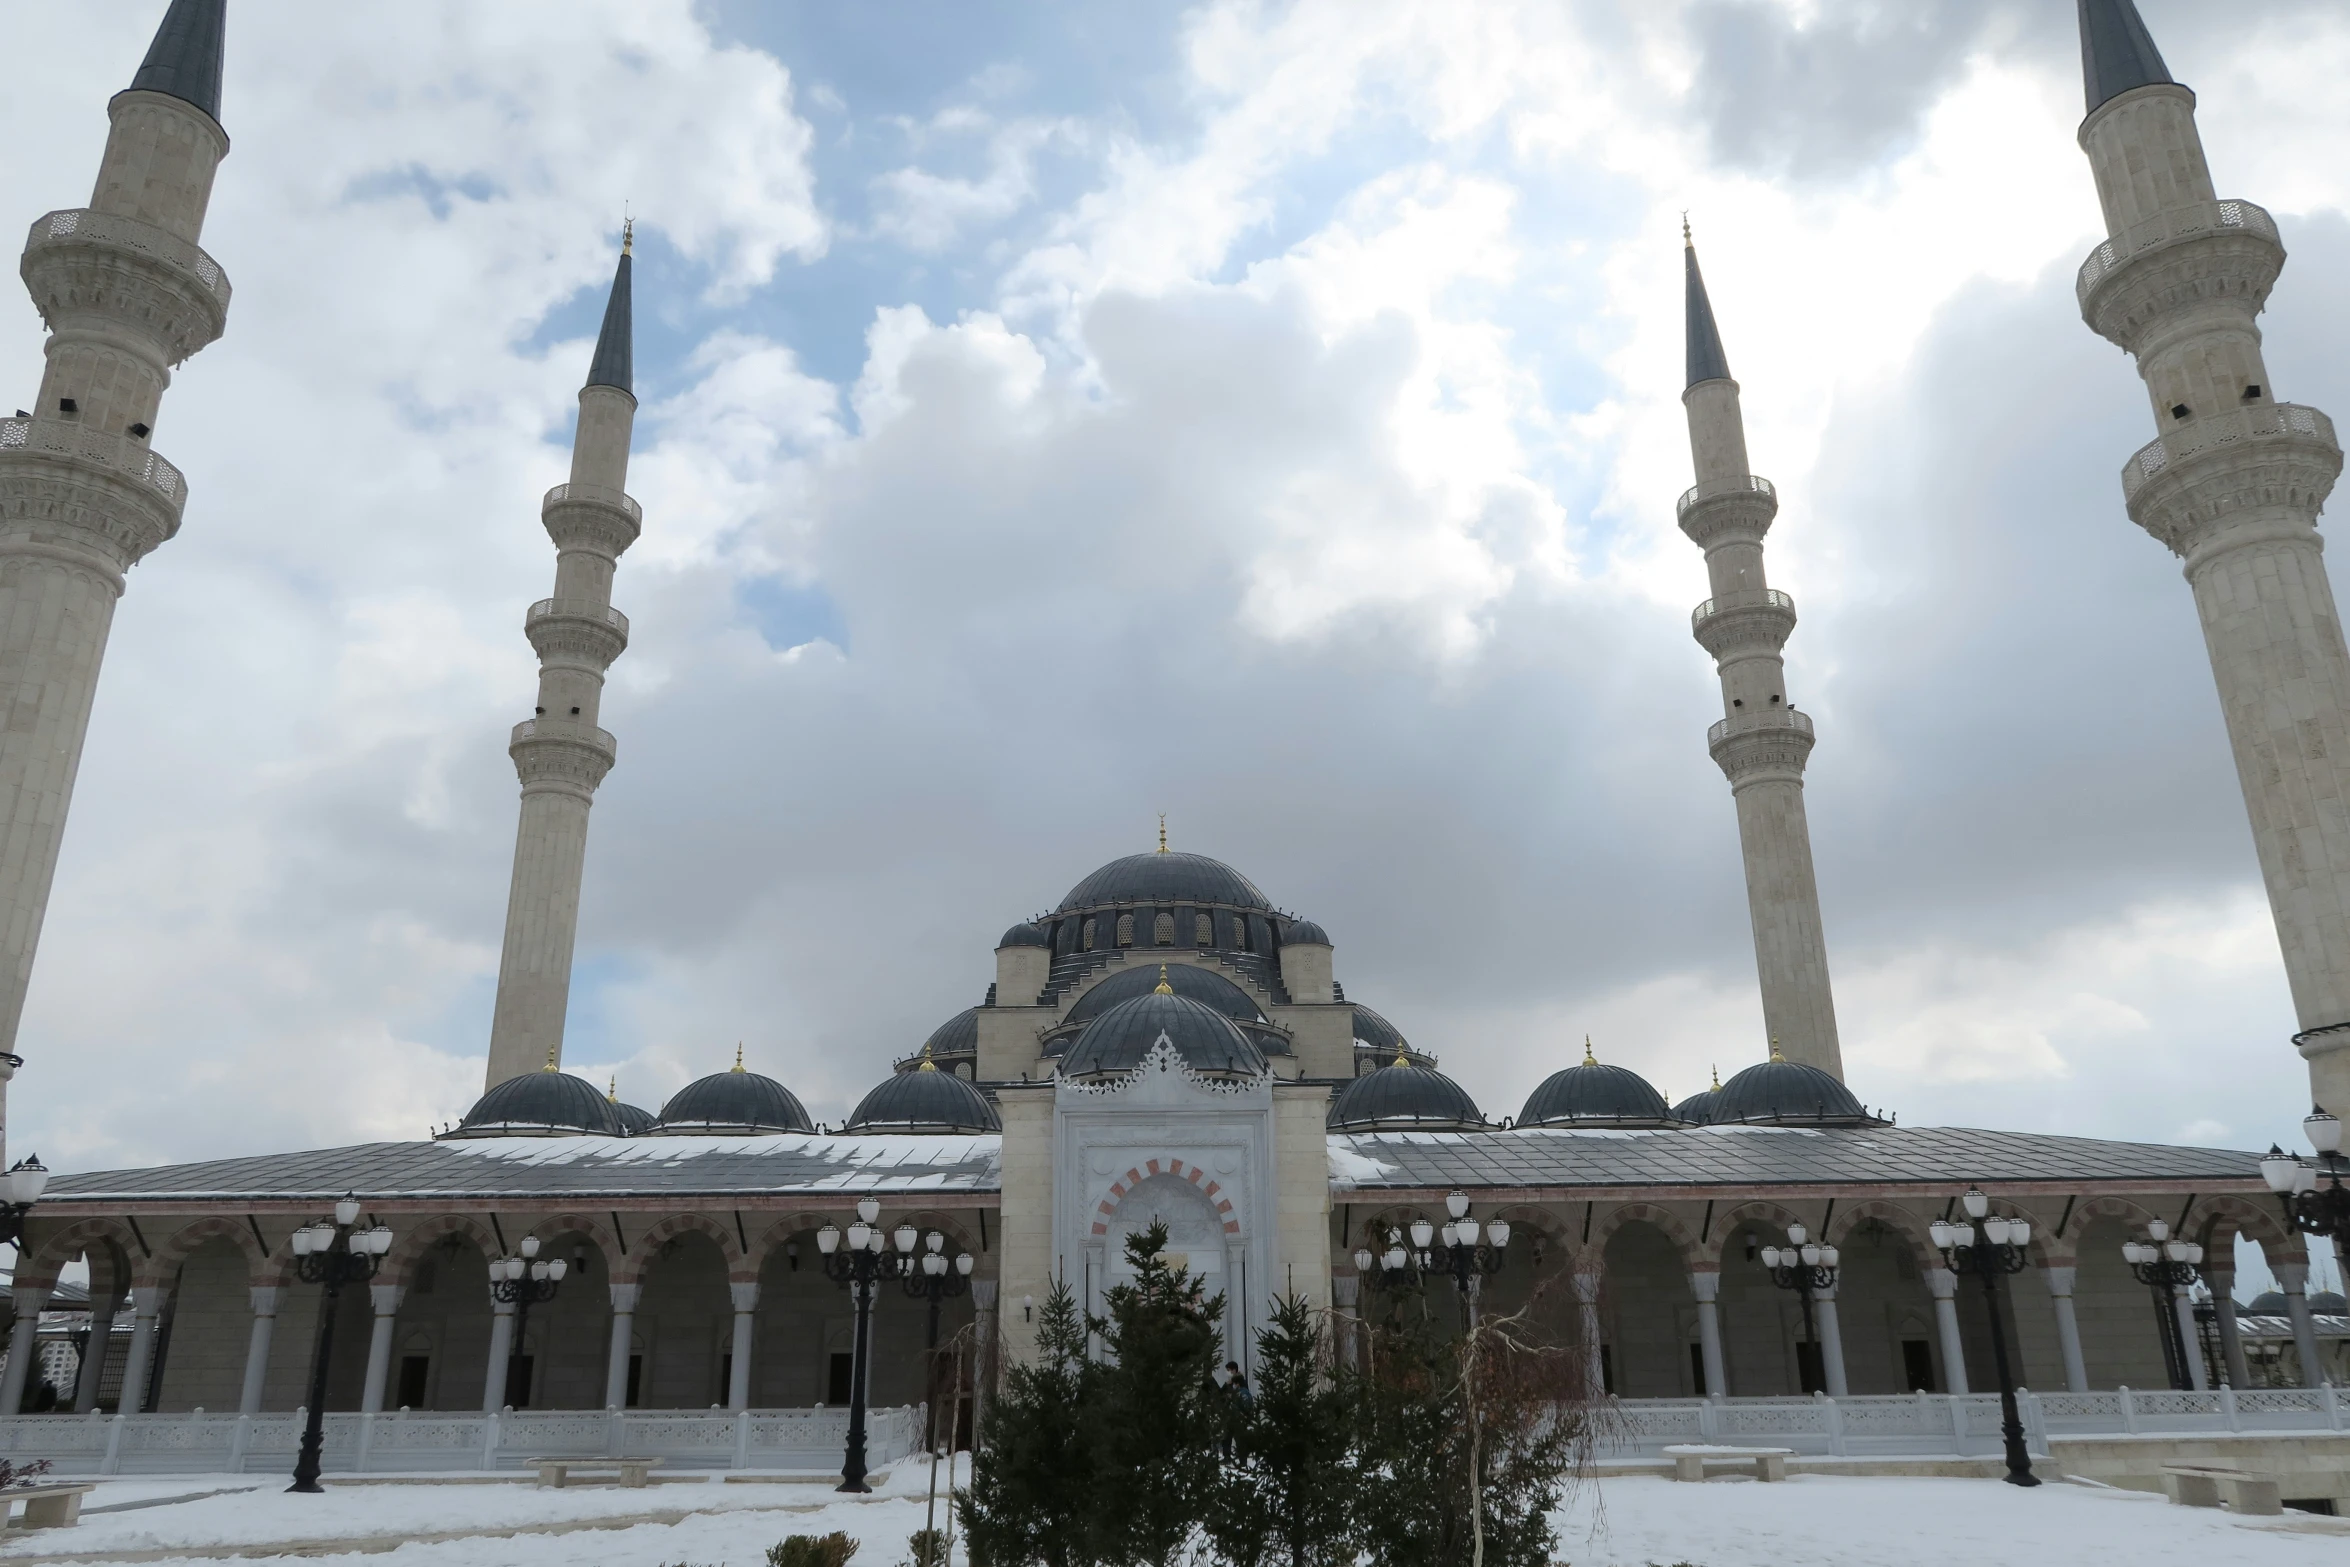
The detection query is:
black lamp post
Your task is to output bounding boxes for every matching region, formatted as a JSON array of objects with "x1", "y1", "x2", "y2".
[
  {"x1": 818, "y1": 1195, "x2": 921, "y2": 1494},
  {"x1": 0, "y1": 1154, "x2": 48, "y2": 1249},
  {"x1": 287, "y1": 1194, "x2": 392, "y2": 1493},
  {"x1": 1352, "y1": 1190, "x2": 1510, "y2": 1333},
  {"x1": 1929, "y1": 1186, "x2": 2039, "y2": 1488},
  {"x1": 488, "y1": 1236, "x2": 567, "y2": 1408},
  {"x1": 2121, "y1": 1221, "x2": 2203, "y2": 1392},
  {"x1": 902, "y1": 1232, "x2": 974, "y2": 1446},
  {"x1": 2260, "y1": 1107, "x2": 2350, "y2": 1246},
  {"x1": 1757, "y1": 1224, "x2": 1838, "y2": 1394}
]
